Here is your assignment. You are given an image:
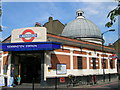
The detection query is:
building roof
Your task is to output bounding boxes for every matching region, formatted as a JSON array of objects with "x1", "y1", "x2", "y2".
[
  {"x1": 43, "y1": 17, "x2": 64, "y2": 35},
  {"x1": 48, "y1": 33, "x2": 115, "y2": 53},
  {"x1": 62, "y1": 10, "x2": 102, "y2": 39},
  {"x1": 1, "y1": 33, "x2": 115, "y2": 53}
]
